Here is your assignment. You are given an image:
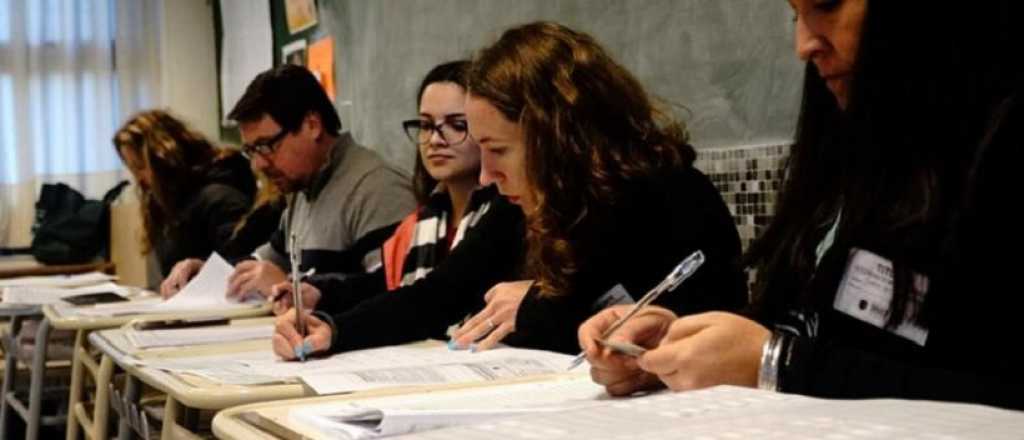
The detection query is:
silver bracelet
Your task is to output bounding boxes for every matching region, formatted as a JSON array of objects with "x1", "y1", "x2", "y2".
[{"x1": 757, "y1": 331, "x2": 784, "y2": 391}]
